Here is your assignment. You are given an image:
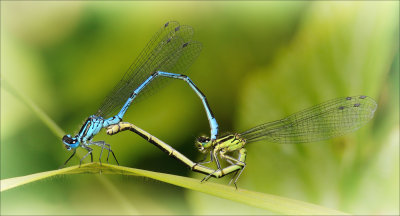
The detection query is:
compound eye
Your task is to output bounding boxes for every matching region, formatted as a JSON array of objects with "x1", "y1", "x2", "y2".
[
  {"x1": 62, "y1": 135, "x2": 74, "y2": 144},
  {"x1": 197, "y1": 136, "x2": 210, "y2": 143}
]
